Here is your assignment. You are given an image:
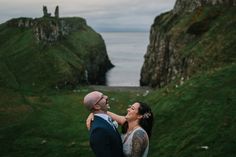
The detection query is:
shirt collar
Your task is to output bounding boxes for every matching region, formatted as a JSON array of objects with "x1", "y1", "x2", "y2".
[{"x1": 94, "y1": 113, "x2": 110, "y2": 122}]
